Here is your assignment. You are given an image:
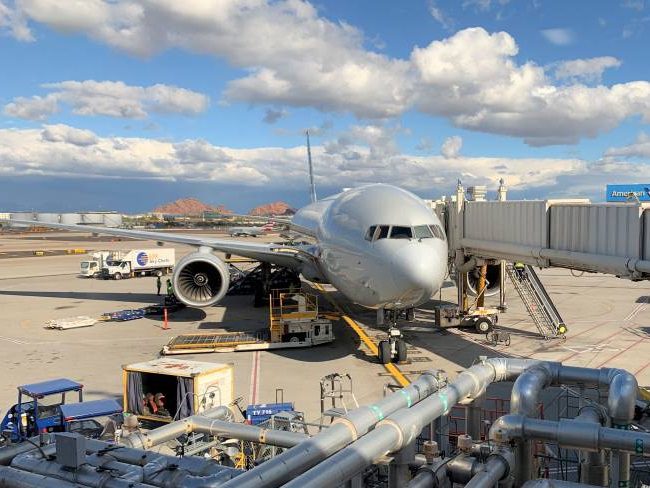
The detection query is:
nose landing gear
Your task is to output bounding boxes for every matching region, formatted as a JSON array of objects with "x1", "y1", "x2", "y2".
[{"x1": 377, "y1": 308, "x2": 411, "y2": 365}]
